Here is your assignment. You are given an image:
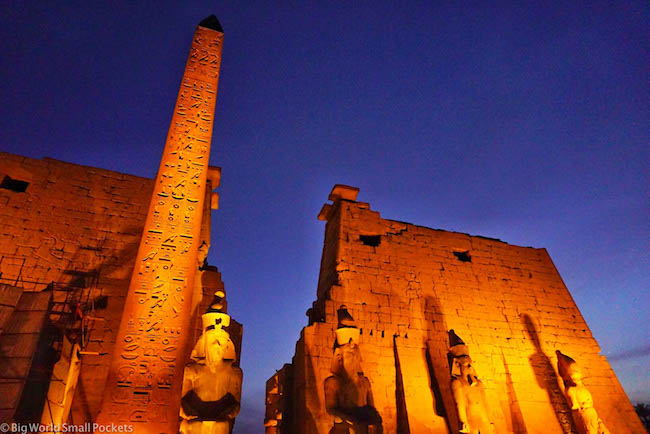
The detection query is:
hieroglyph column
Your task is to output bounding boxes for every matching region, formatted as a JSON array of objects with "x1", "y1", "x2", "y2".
[{"x1": 96, "y1": 17, "x2": 223, "y2": 433}]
